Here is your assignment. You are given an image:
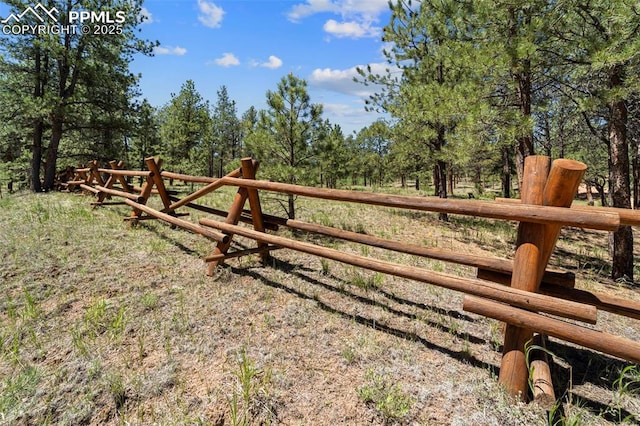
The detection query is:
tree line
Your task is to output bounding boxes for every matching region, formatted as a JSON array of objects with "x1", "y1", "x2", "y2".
[
  {"x1": 357, "y1": 0, "x2": 640, "y2": 282},
  {"x1": 0, "y1": 0, "x2": 638, "y2": 281}
]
